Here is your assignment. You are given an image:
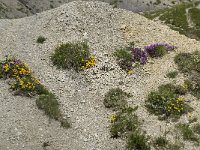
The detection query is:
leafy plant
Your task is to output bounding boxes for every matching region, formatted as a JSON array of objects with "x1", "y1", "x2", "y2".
[
  {"x1": 104, "y1": 88, "x2": 130, "y2": 111},
  {"x1": 51, "y1": 42, "x2": 95, "y2": 71}
]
